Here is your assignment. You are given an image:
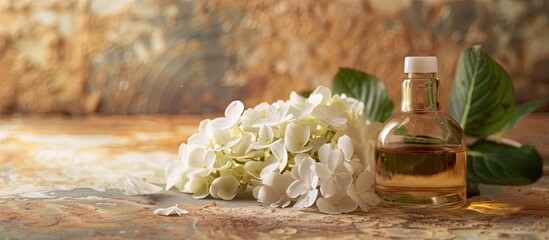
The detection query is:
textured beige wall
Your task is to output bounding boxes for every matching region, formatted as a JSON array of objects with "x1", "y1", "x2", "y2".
[{"x1": 0, "y1": 0, "x2": 547, "y2": 115}]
